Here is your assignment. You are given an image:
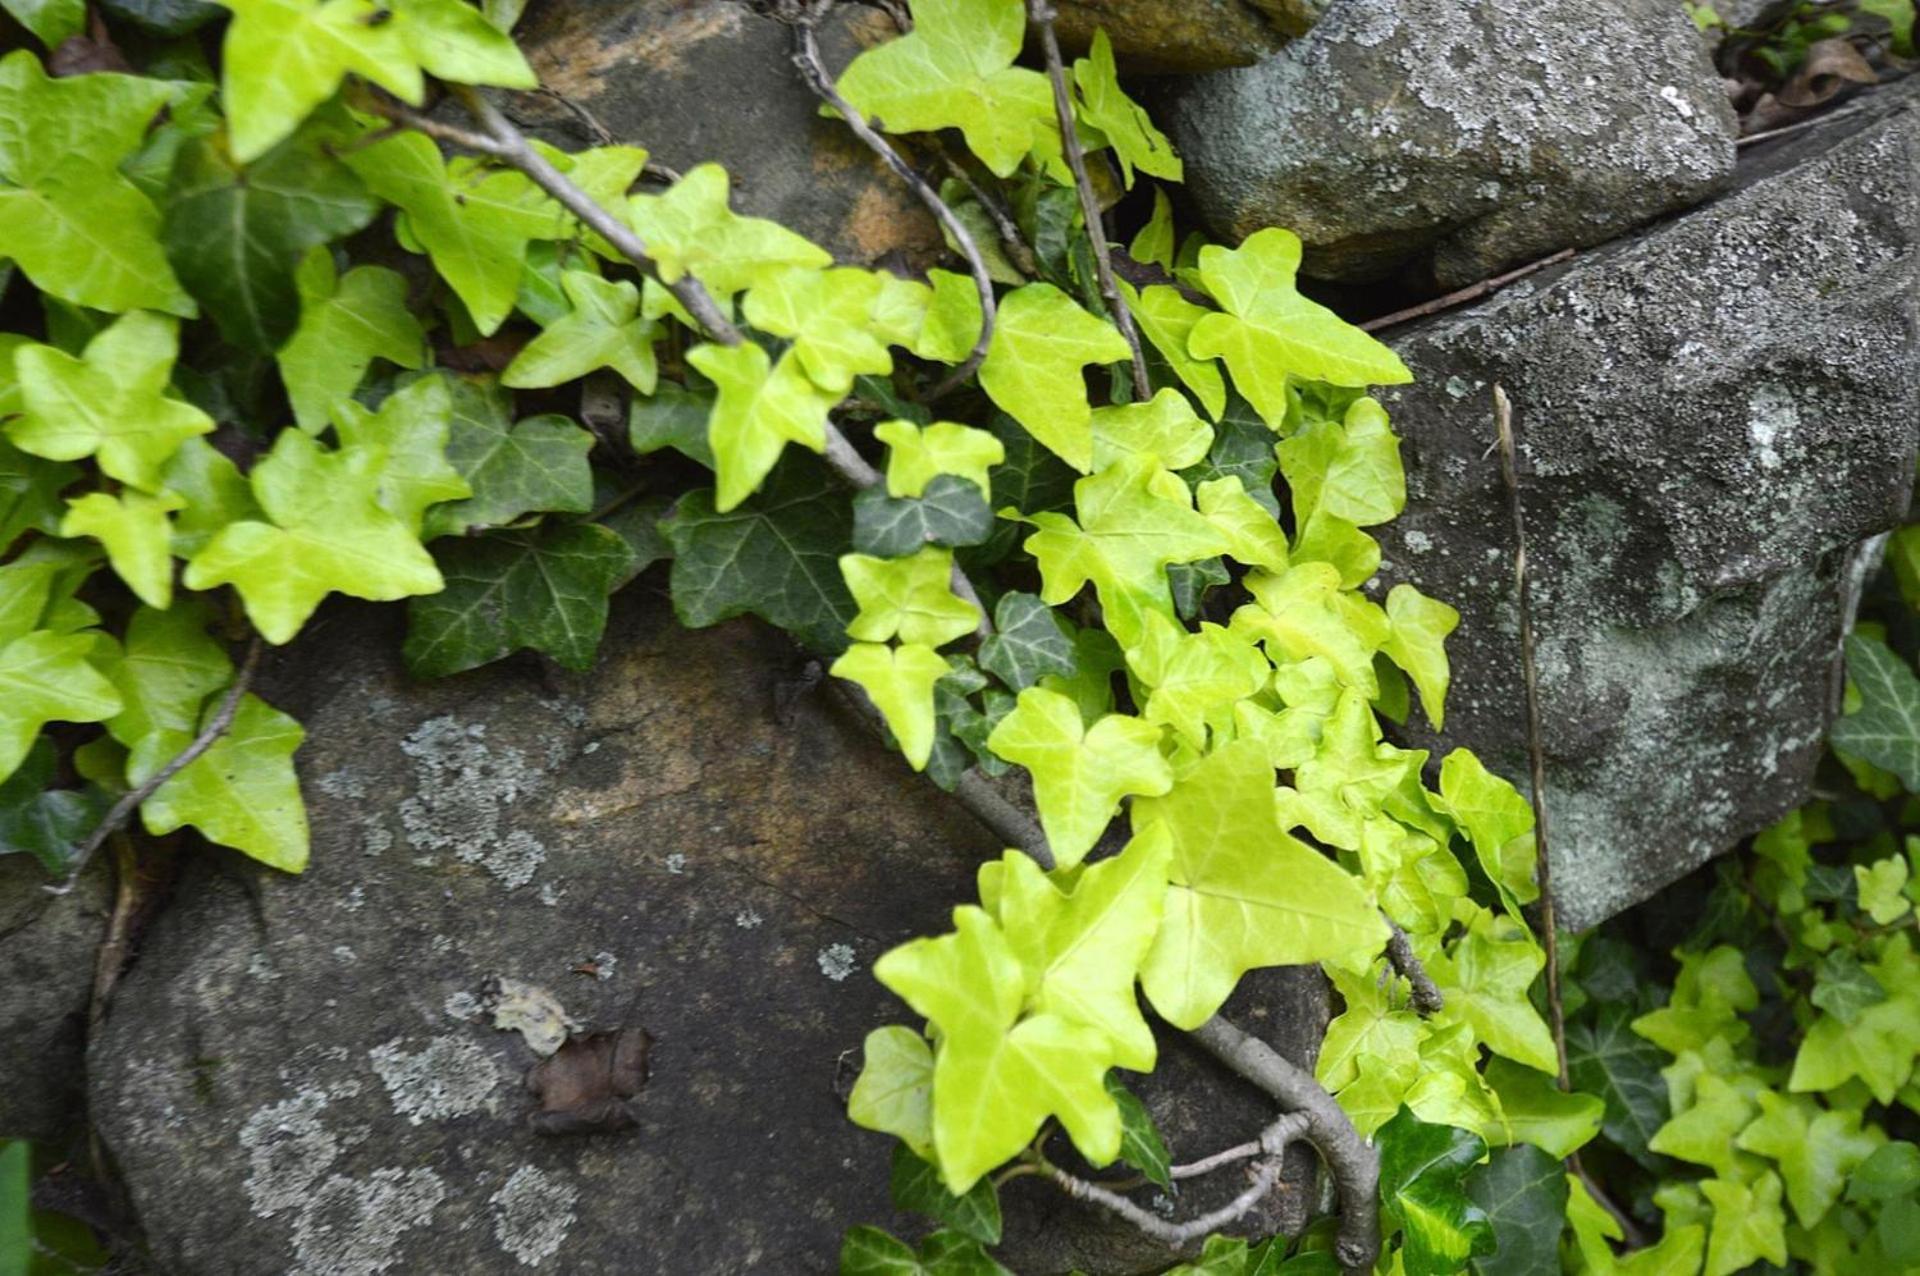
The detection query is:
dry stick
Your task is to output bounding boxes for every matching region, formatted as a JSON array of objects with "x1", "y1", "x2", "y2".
[
  {"x1": 781, "y1": 14, "x2": 997, "y2": 400},
  {"x1": 1383, "y1": 915, "x2": 1444, "y2": 1015},
  {"x1": 88, "y1": 833, "x2": 140, "y2": 1028},
  {"x1": 1038, "y1": 1112, "x2": 1309, "y2": 1249},
  {"x1": 1031, "y1": 0, "x2": 1152, "y2": 400},
  {"x1": 1360, "y1": 249, "x2": 1575, "y2": 334},
  {"x1": 50, "y1": 637, "x2": 264, "y2": 897}
]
